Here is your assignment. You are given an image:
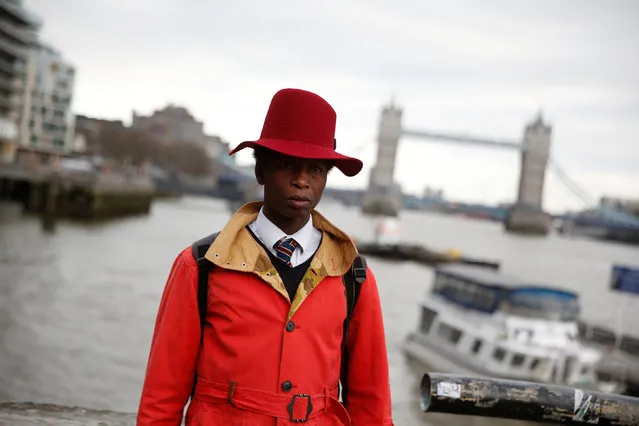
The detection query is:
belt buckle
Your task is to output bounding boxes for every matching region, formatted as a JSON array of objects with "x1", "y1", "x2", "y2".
[{"x1": 287, "y1": 393, "x2": 313, "y2": 423}]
